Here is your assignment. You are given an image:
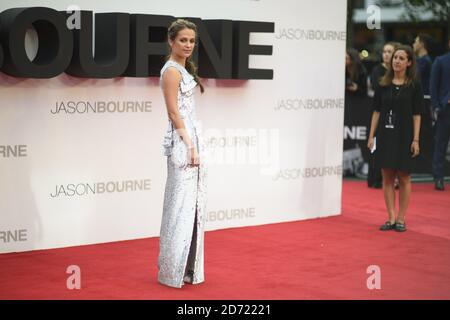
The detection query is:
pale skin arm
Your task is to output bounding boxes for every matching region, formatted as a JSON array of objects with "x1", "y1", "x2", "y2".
[
  {"x1": 367, "y1": 111, "x2": 380, "y2": 150},
  {"x1": 411, "y1": 115, "x2": 421, "y2": 157},
  {"x1": 162, "y1": 67, "x2": 199, "y2": 166}
]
